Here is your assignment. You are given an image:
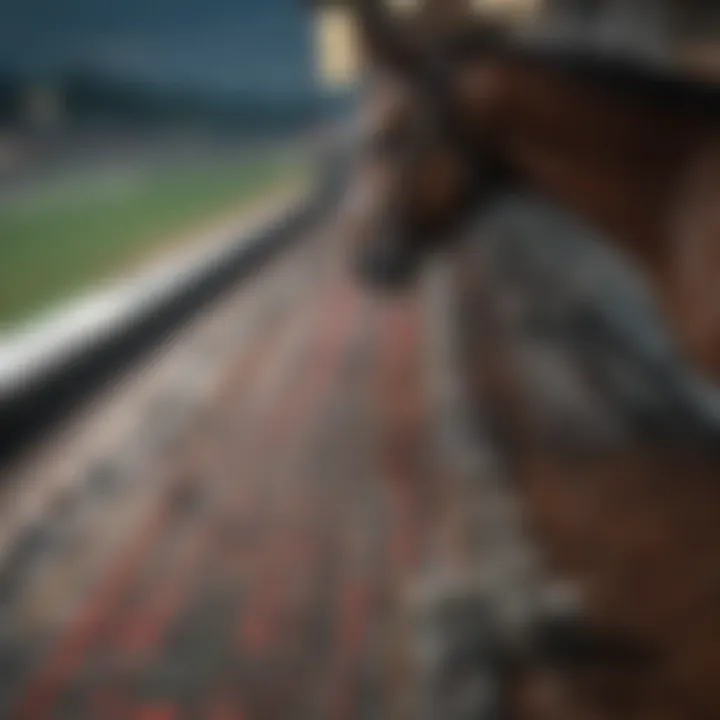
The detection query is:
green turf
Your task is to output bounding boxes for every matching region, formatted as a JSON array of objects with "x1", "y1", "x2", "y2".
[{"x1": 0, "y1": 156, "x2": 306, "y2": 328}]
